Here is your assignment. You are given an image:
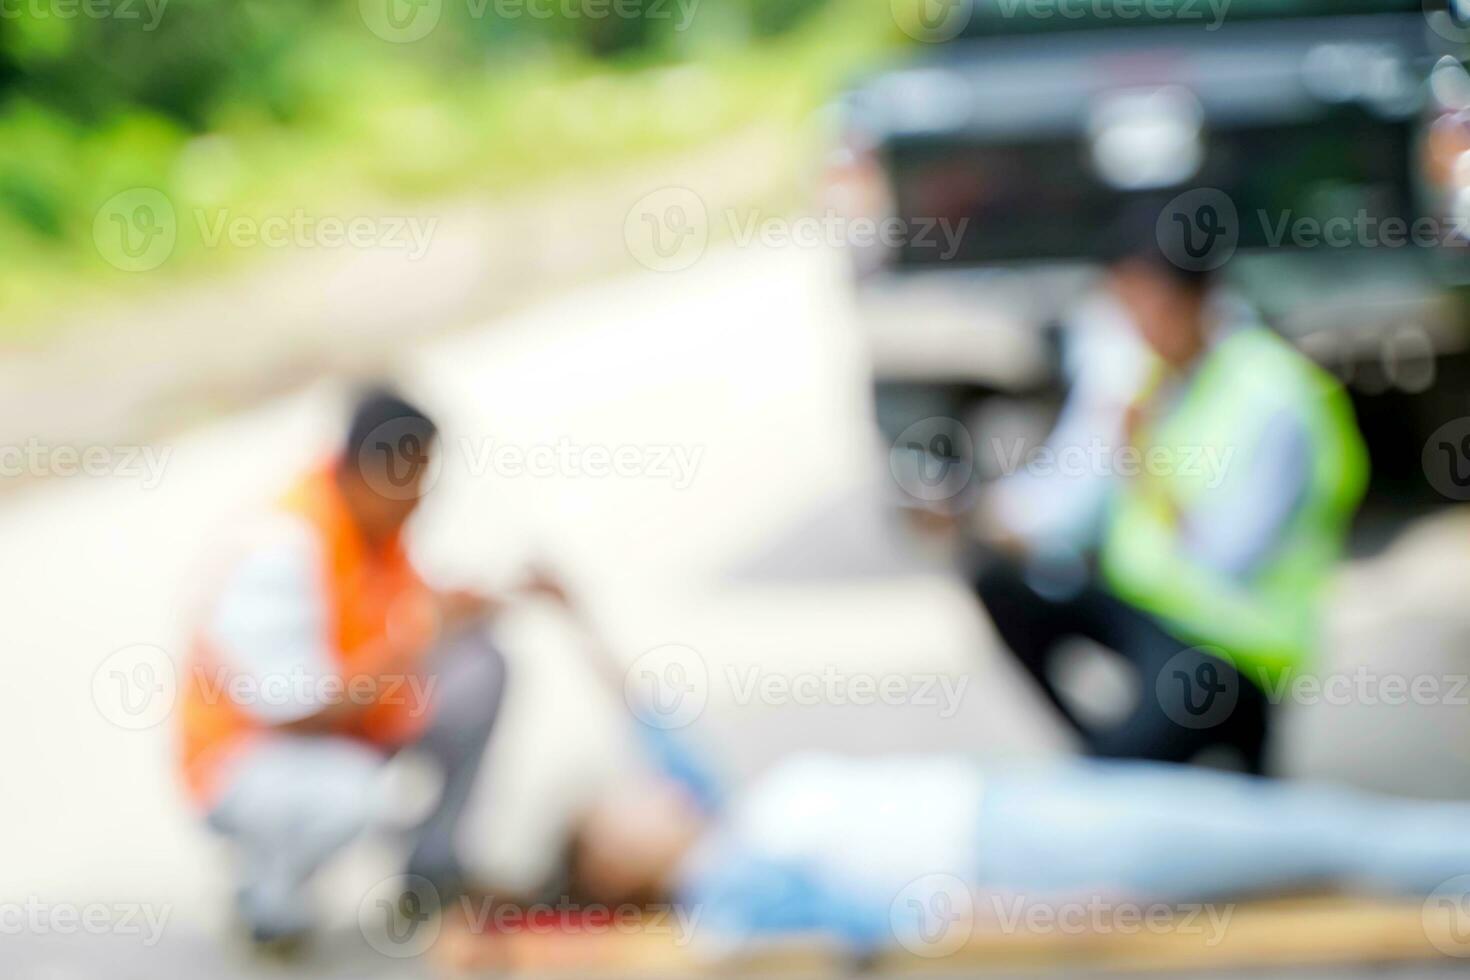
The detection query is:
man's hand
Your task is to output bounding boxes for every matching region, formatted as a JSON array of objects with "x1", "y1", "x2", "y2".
[
  {"x1": 437, "y1": 589, "x2": 499, "y2": 628},
  {"x1": 434, "y1": 567, "x2": 571, "y2": 634}
]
